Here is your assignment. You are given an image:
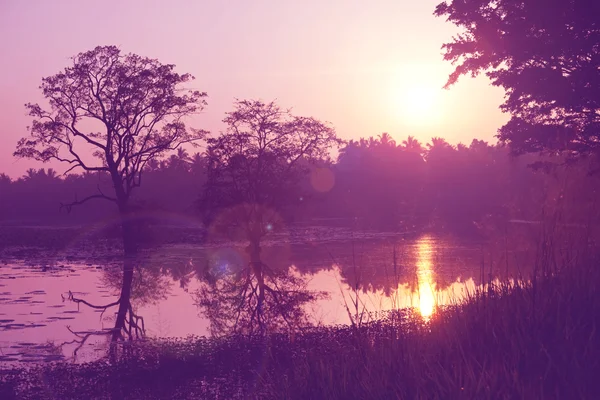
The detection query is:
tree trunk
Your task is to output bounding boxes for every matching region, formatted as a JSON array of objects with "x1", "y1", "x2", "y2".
[
  {"x1": 112, "y1": 204, "x2": 137, "y2": 340},
  {"x1": 248, "y1": 238, "x2": 266, "y2": 330}
]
